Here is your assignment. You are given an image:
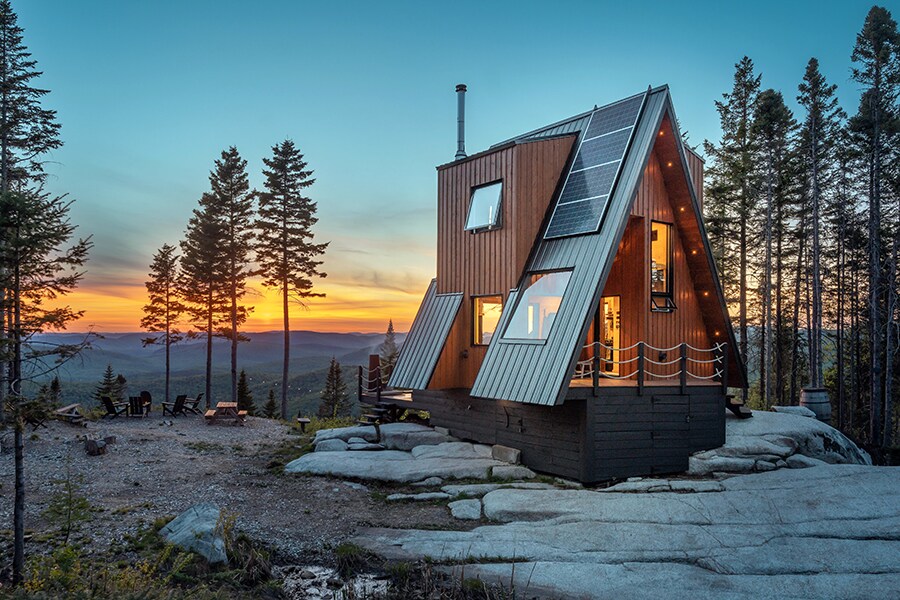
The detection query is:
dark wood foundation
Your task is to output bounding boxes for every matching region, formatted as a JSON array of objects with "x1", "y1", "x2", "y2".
[{"x1": 412, "y1": 386, "x2": 725, "y2": 483}]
